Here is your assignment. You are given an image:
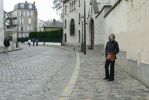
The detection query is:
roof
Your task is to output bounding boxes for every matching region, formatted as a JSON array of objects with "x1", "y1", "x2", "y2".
[
  {"x1": 63, "y1": 0, "x2": 70, "y2": 3},
  {"x1": 45, "y1": 19, "x2": 63, "y2": 28},
  {"x1": 14, "y1": 1, "x2": 37, "y2": 10}
]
